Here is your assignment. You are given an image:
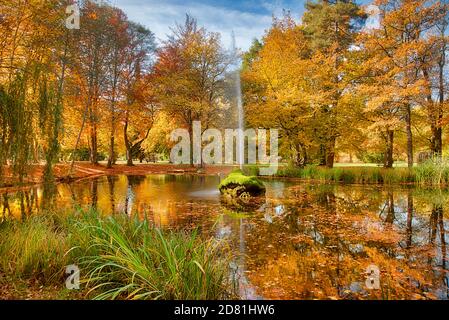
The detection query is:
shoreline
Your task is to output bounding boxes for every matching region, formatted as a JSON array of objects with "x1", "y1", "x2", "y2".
[{"x1": 0, "y1": 163, "x2": 235, "y2": 193}]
